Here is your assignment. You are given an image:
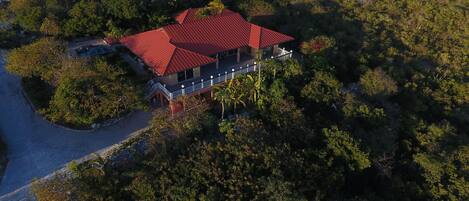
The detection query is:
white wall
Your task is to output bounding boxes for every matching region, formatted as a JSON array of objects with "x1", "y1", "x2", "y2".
[{"x1": 159, "y1": 66, "x2": 201, "y2": 86}]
